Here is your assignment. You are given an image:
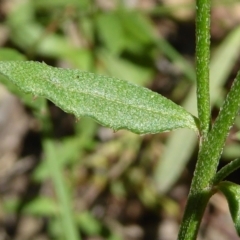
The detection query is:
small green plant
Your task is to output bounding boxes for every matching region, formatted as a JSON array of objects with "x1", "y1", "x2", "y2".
[{"x1": 0, "y1": 1, "x2": 240, "y2": 240}]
